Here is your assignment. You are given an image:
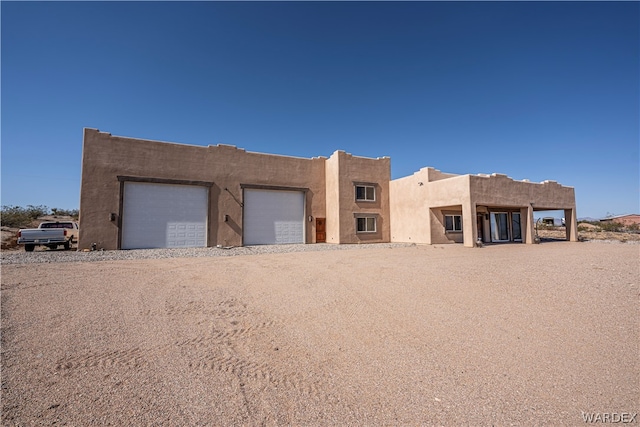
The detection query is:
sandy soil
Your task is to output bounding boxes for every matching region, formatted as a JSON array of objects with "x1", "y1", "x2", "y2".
[
  {"x1": 537, "y1": 227, "x2": 640, "y2": 243},
  {"x1": 2, "y1": 242, "x2": 638, "y2": 425}
]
